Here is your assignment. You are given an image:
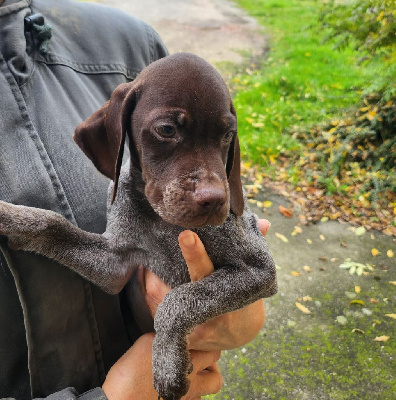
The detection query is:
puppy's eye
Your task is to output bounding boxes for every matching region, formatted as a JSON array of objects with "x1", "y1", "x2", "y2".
[
  {"x1": 155, "y1": 124, "x2": 176, "y2": 138},
  {"x1": 223, "y1": 131, "x2": 235, "y2": 141}
]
